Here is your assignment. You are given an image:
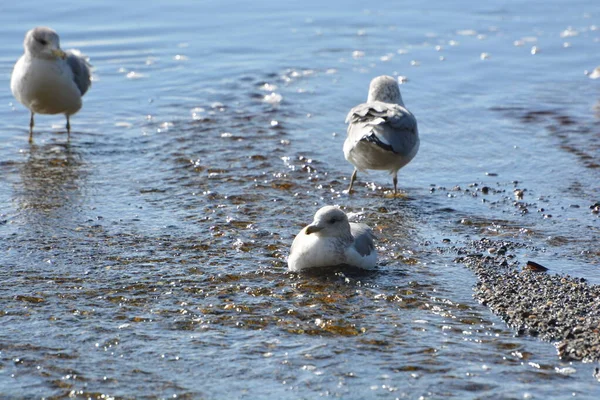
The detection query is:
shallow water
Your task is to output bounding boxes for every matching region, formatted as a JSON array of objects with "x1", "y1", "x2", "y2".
[{"x1": 1, "y1": 0, "x2": 599, "y2": 398}]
